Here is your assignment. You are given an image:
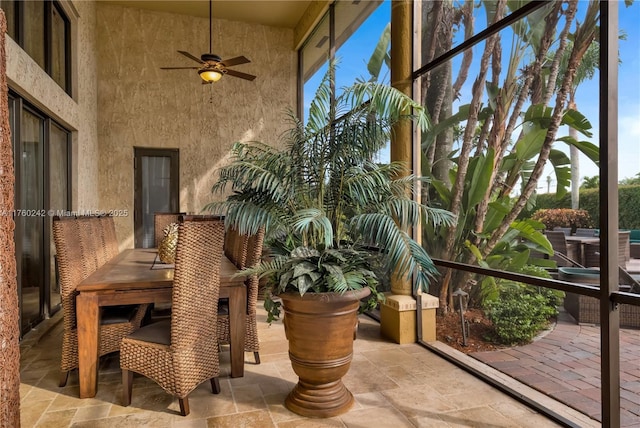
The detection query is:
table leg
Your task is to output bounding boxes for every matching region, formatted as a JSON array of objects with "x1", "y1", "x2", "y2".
[
  {"x1": 228, "y1": 285, "x2": 246, "y2": 378},
  {"x1": 76, "y1": 293, "x2": 100, "y2": 398}
]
